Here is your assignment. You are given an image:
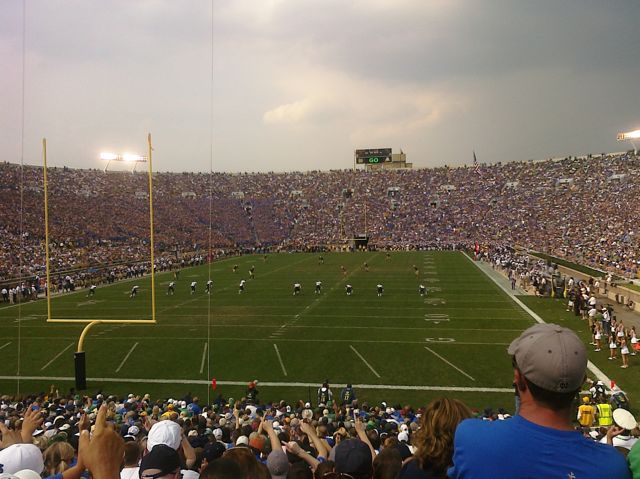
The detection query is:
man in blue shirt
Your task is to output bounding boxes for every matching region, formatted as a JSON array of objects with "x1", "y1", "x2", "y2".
[{"x1": 449, "y1": 323, "x2": 631, "y2": 479}]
